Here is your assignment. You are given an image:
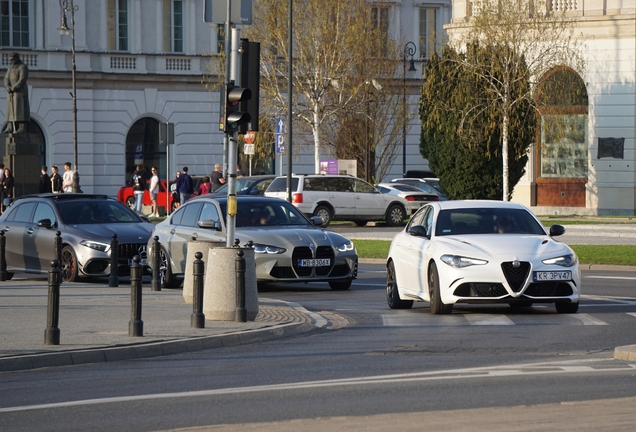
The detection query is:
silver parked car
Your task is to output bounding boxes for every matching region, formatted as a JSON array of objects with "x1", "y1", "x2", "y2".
[
  {"x1": 390, "y1": 177, "x2": 448, "y2": 200},
  {"x1": 376, "y1": 183, "x2": 439, "y2": 213},
  {"x1": 0, "y1": 194, "x2": 154, "y2": 282},
  {"x1": 147, "y1": 196, "x2": 358, "y2": 290}
]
